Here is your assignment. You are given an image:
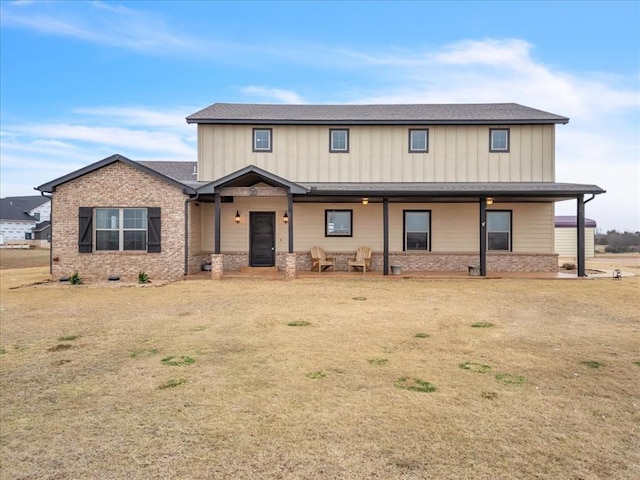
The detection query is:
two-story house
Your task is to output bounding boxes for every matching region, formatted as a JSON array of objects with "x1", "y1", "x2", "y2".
[
  {"x1": 36, "y1": 103, "x2": 604, "y2": 281},
  {"x1": 0, "y1": 195, "x2": 51, "y2": 246}
]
